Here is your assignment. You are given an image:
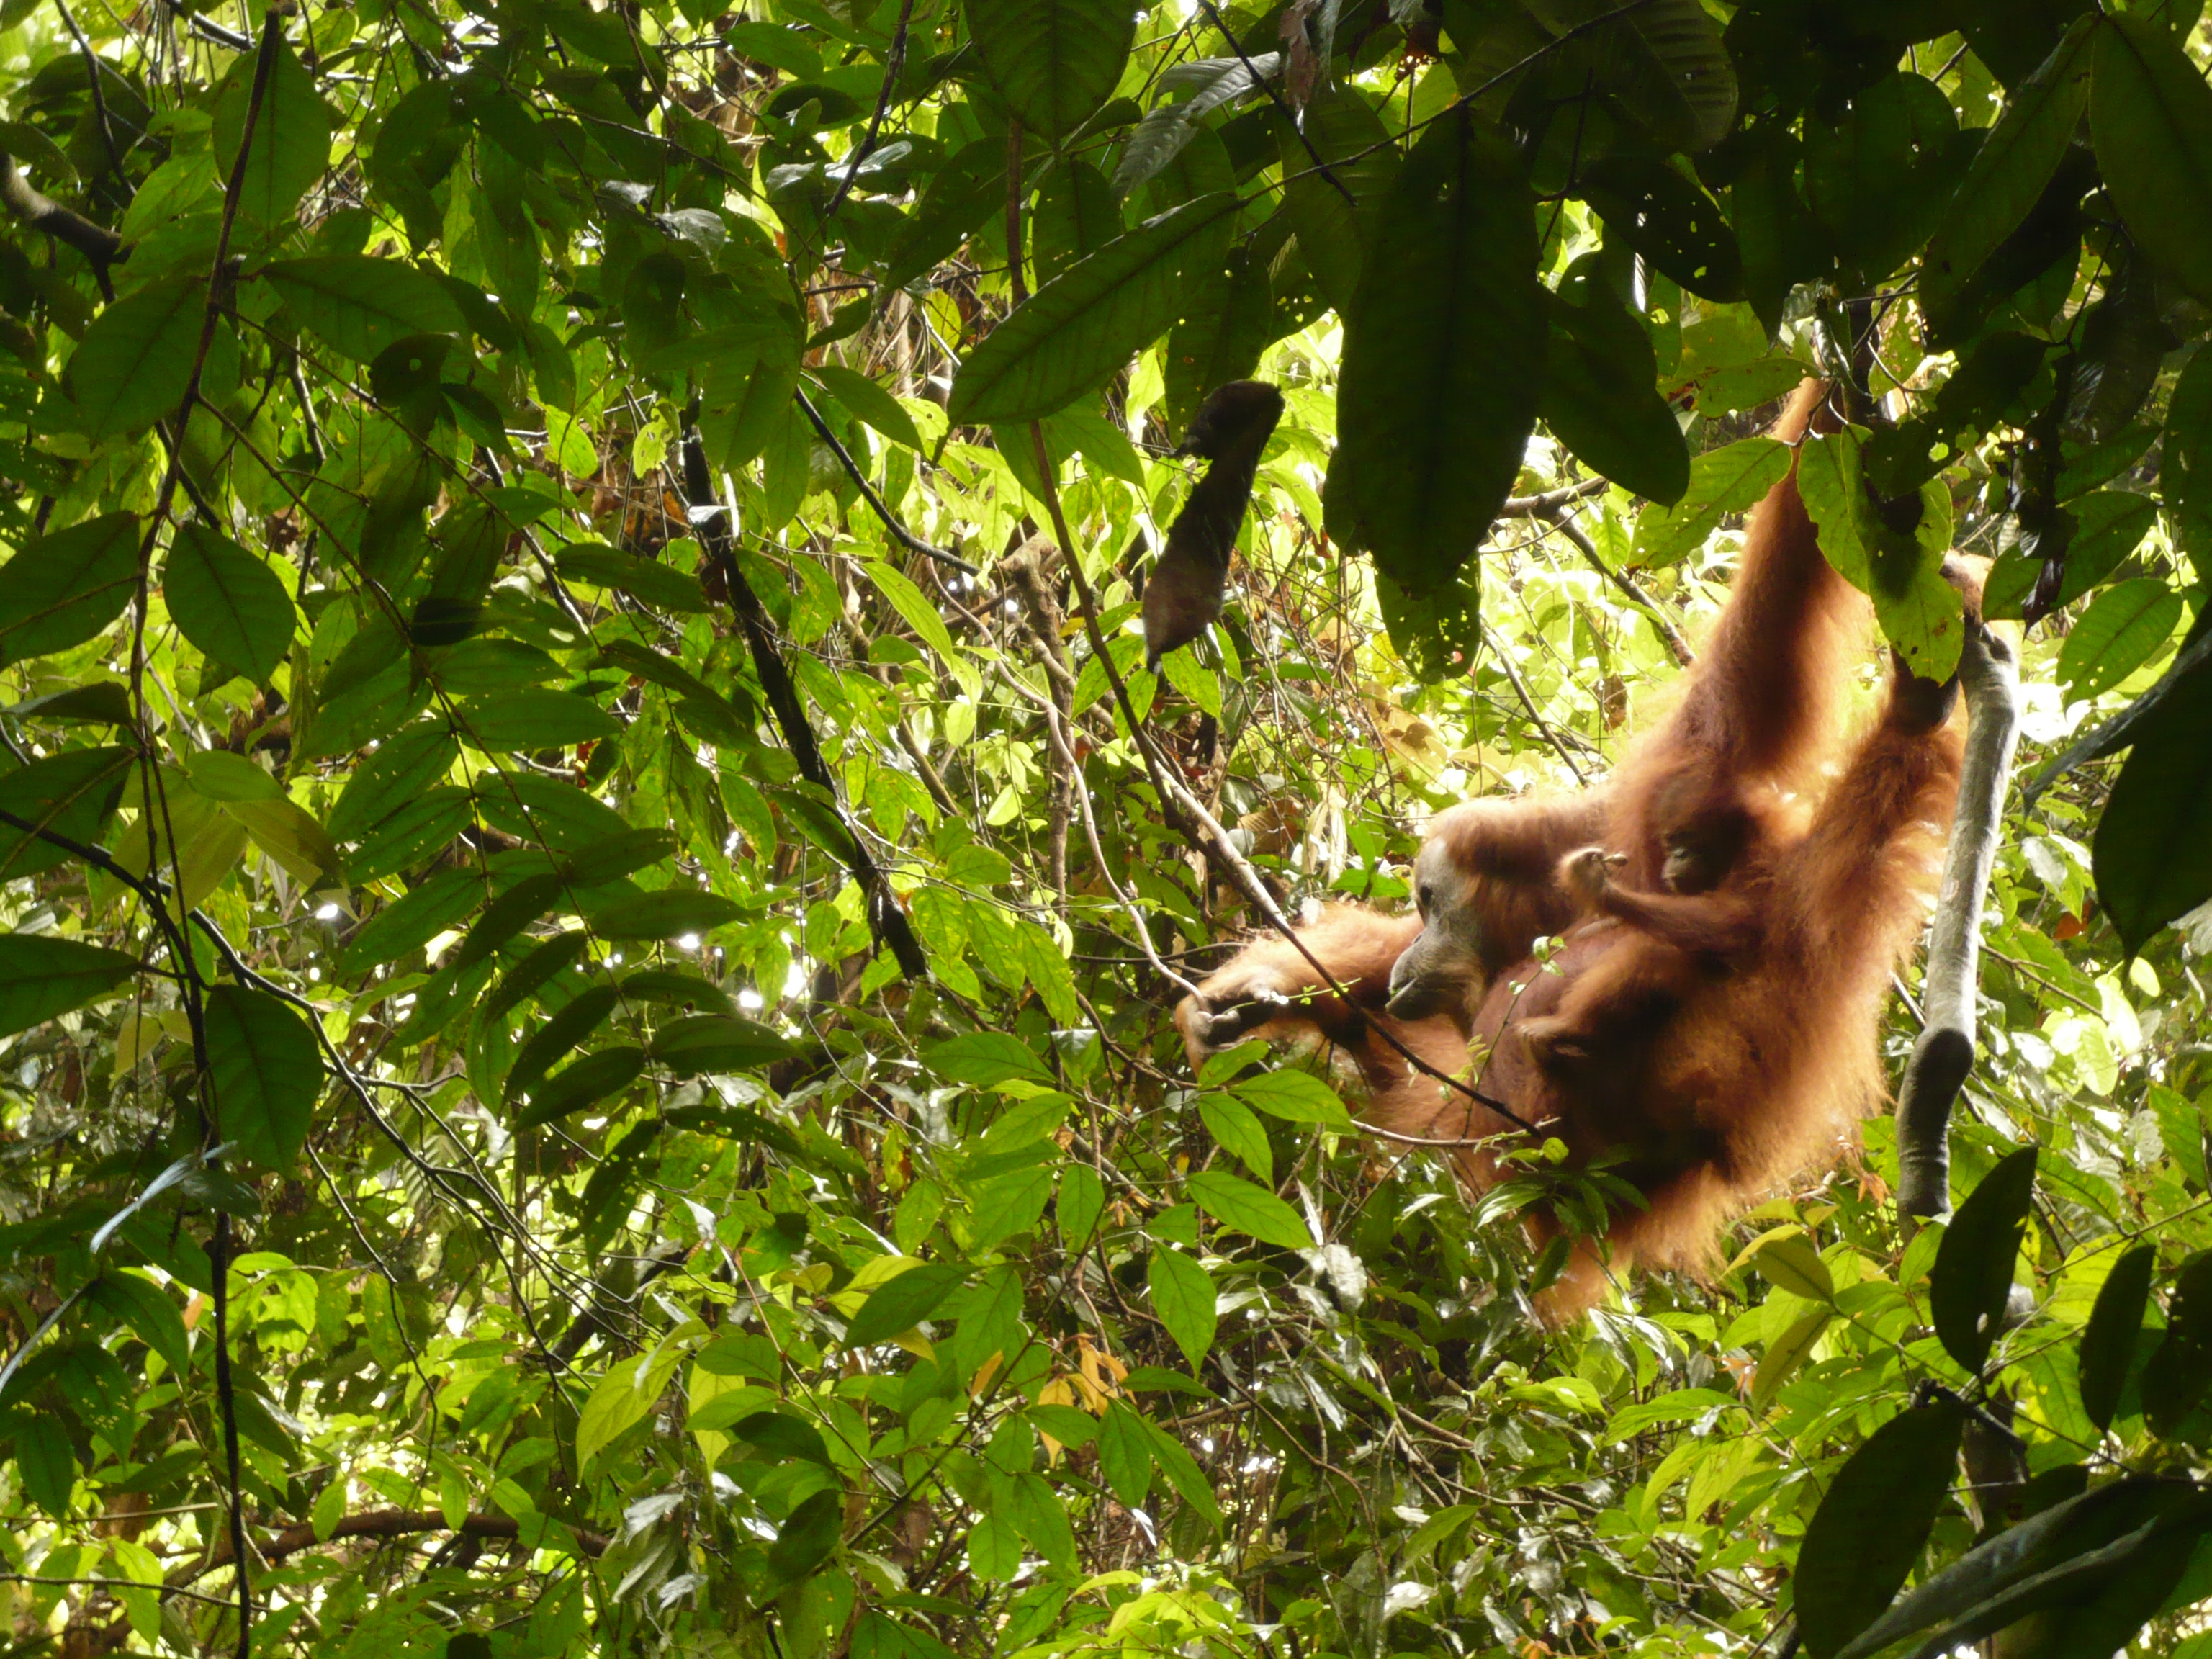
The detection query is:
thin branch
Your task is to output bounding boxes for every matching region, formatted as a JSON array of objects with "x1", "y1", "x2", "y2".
[
  {"x1": 793, "y1": 388, "x2": 977, "y2": 574},
  {"x1": 823, "y1": 0, "x2": 915, "y2": 219},
  {"x1": 0, "y1": 150, "x2": 125, "y2": 271},
  {"x1": 1477, "y1": 619, "x2": 1588, "y2": 783},
  {"x1": 1193, "y1": 0, "x2": 1355, "y2": 207},
  {"x1": 1535, "y1": 505, "x2": 1694, "y2": 667},
  {"x1": 1895, "y1": 621, "x2": 2022, "y2": 1229}
]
